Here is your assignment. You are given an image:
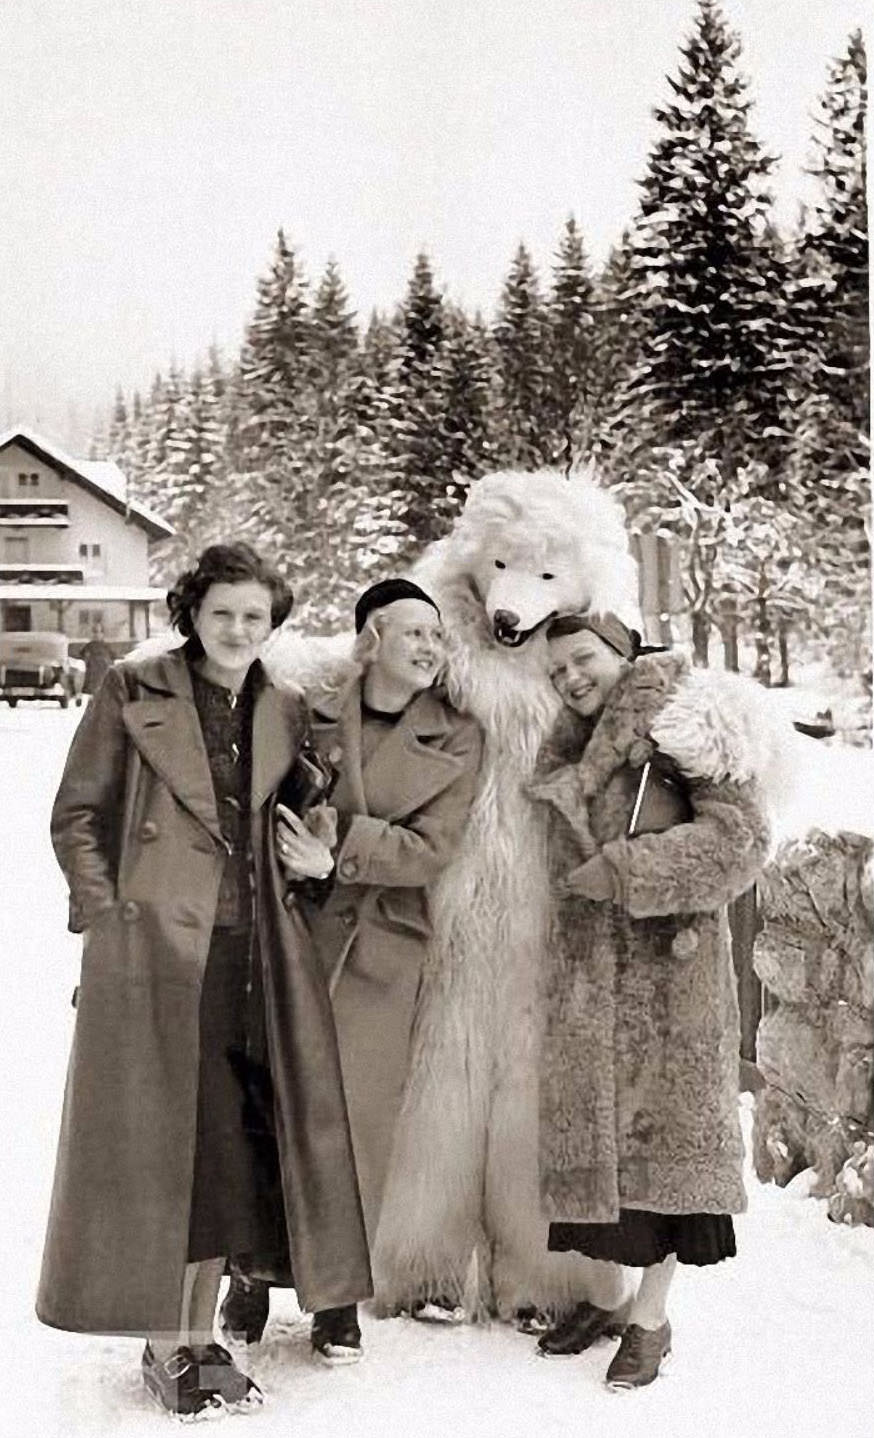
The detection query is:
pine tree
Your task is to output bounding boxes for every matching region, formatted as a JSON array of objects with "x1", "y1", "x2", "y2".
[
  {"x1": 388, "y1": 253, "x2": 456, "y2": 542},
  {"x1": 546, "y1": 216, "x2": 595, "y2": 468},
  {"x1": 238, "y1": 229, "x2": 314, "y2": 465},
  {"x1": 588, "y1": 231, "x2": 645, "y2": 457},
  {"x1": 441, "y1": 306, "x2": 496, "y2": 490},
  {"x1": 784, "y1": 33, "x2": 869, "y2": 678},
  {"x1": 107, "y1": 387, "x2": 131, "y2": 470},
  {"x1": 310, "y1": 260, "x2": 358, "y2": 414},
  {"x1": 493, "y1": 243, "x2": 552, "y2": 468},
  {"x1": 618, "y1": 0, "x2": 784, "y2": 466},
  {"x1": 308, "y1": 259, "x2": 360, "y2": 488}
]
